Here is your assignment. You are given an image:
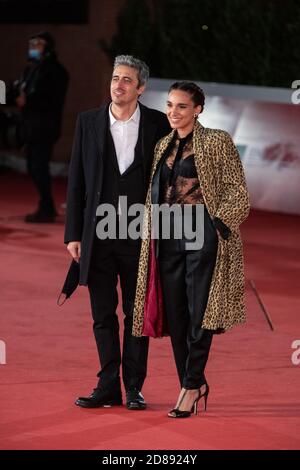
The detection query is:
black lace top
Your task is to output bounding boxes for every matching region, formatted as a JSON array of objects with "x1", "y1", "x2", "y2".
[{"x1": 160, "y1": 131, "x2": 204, "y2": 205}]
